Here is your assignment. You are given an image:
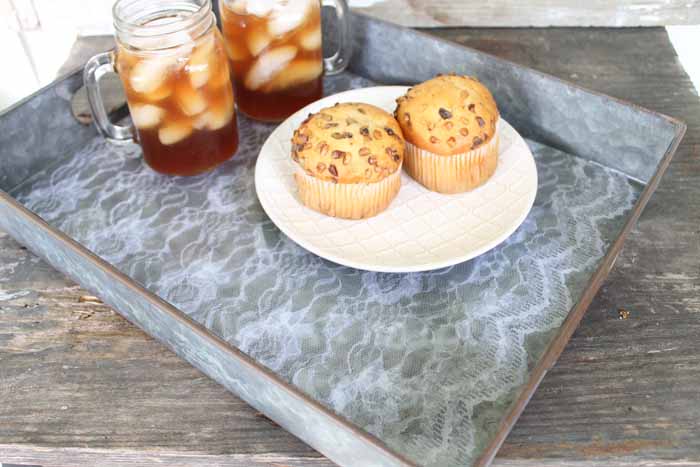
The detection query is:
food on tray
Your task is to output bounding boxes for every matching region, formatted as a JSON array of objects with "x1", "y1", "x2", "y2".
[
  {"x1": 291, "y1": 103, "x2": 404, "y2": 219},
  {"x1": 394, "y1": 74, "x2": 500, "y2": 193},
  {"x1": 116, "y1": 26, "x2": 238, "y2": 176},
  {"x1": 220, "y1": 0, "x2": 323, "y2": 121}
]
